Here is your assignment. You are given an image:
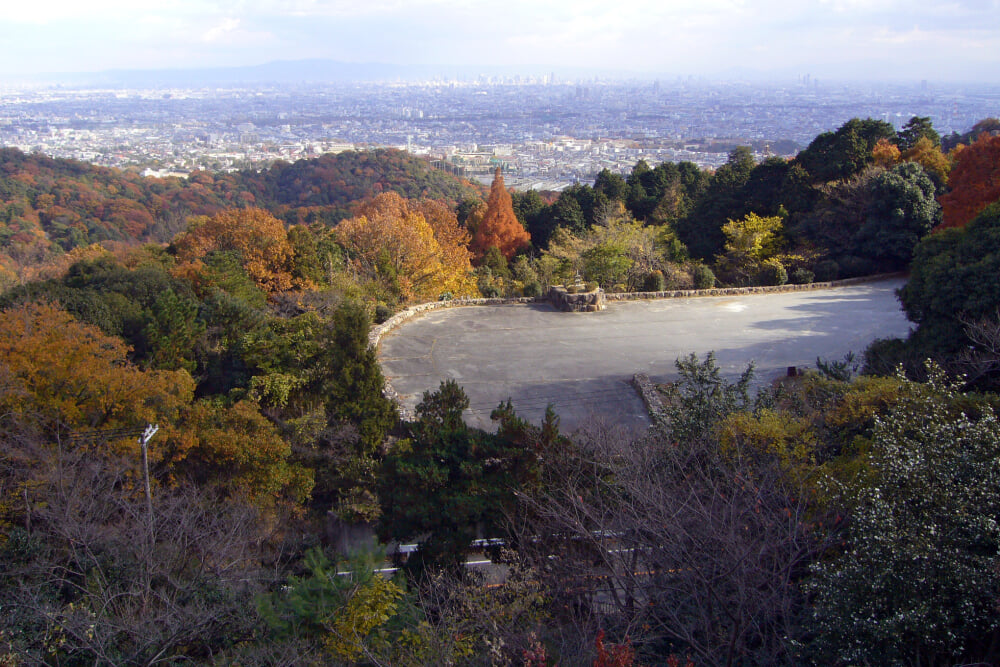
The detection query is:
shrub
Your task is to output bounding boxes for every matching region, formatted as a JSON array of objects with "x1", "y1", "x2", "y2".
[
  {"x1": 643, "y1": 270, "x2": 666, "y2": 292},
  {"x1": 790, "y1": 268, "x2": 815, "y2": 285},
  {"x1": 522, "y1": 280, "x2": 543, "y2": 298},
  {"x1": 692, "y1": 264, "x2": 716, "y2": 289},
  {"x1": 757, "y1": 258, "x2": 788, "y2": 286},
  {"x1": 585, "y1": 281, "x2": 599, "y2": 292},
  {"x1": 374, "y1": 303, "x2": 393, "y2": 324},
  {"x1": 813, "y1": 259, "x2": 839, "y2": 282}
]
